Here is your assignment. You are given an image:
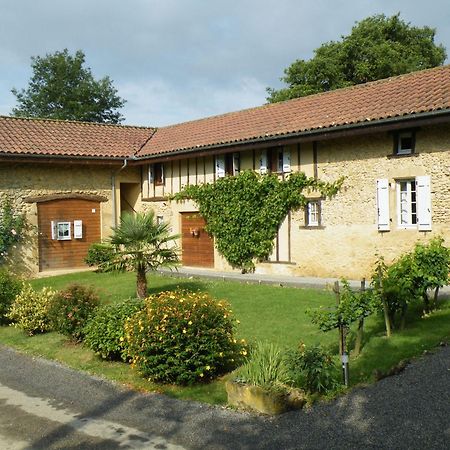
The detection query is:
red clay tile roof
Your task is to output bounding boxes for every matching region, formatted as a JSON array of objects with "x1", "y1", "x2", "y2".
[
  {"x1": 137, "y1": 65, "x2": 450, "y2": 157},
  {"x1": 2, "y1": 66, "x2": 450, "y2": 160},
  {"x1": 0, "y1": 116, "x2": 154, "y2": 158}
]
